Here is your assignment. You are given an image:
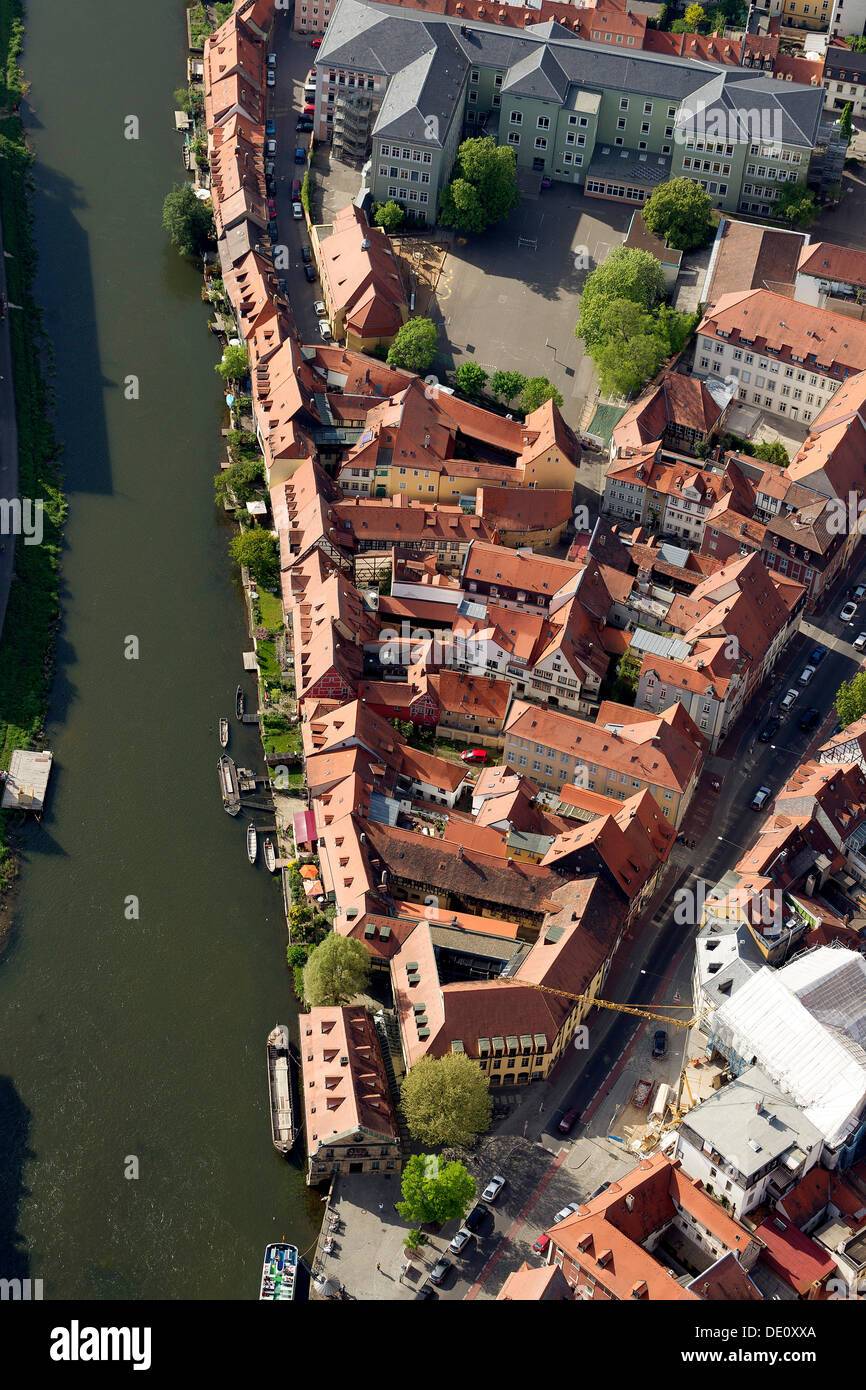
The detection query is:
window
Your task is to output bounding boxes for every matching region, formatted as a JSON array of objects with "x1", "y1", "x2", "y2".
[
  {"x1": 508, "y1": 131, "x2": 520, "y2": 146},
  {"x1": 617, "y1": 117, "x2": 626, "y2": 130},
  {"x1": 641, "y1": 122, "x2": 650, "y2": 134},
  {"x1": 534, "y1": 136, "x2": 547, "y2": 150},
  {"x1": 620, "y1": 98, "x2": 629, "y2": 110},
  {"x1": 537, "y1": 115, "x2": 550, "y2": 130},
  {"x1": 509, "y1": 111, "x2": 522, "y2": 126}
]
